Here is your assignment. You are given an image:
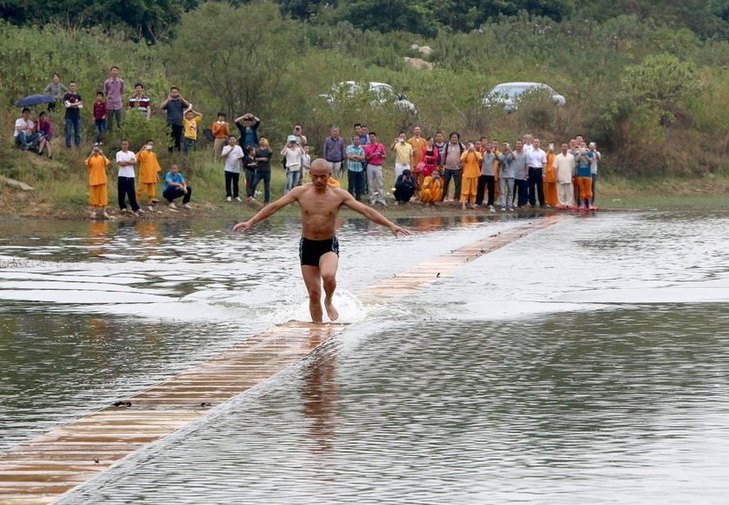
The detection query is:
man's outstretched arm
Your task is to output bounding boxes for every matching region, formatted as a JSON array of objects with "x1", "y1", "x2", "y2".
[
  {"x1": 340, "y1": 190, "x2": 410, "y2": 236},
  {"x1": 232, "y1": 188, "x2": 300, "y2": 232}
]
